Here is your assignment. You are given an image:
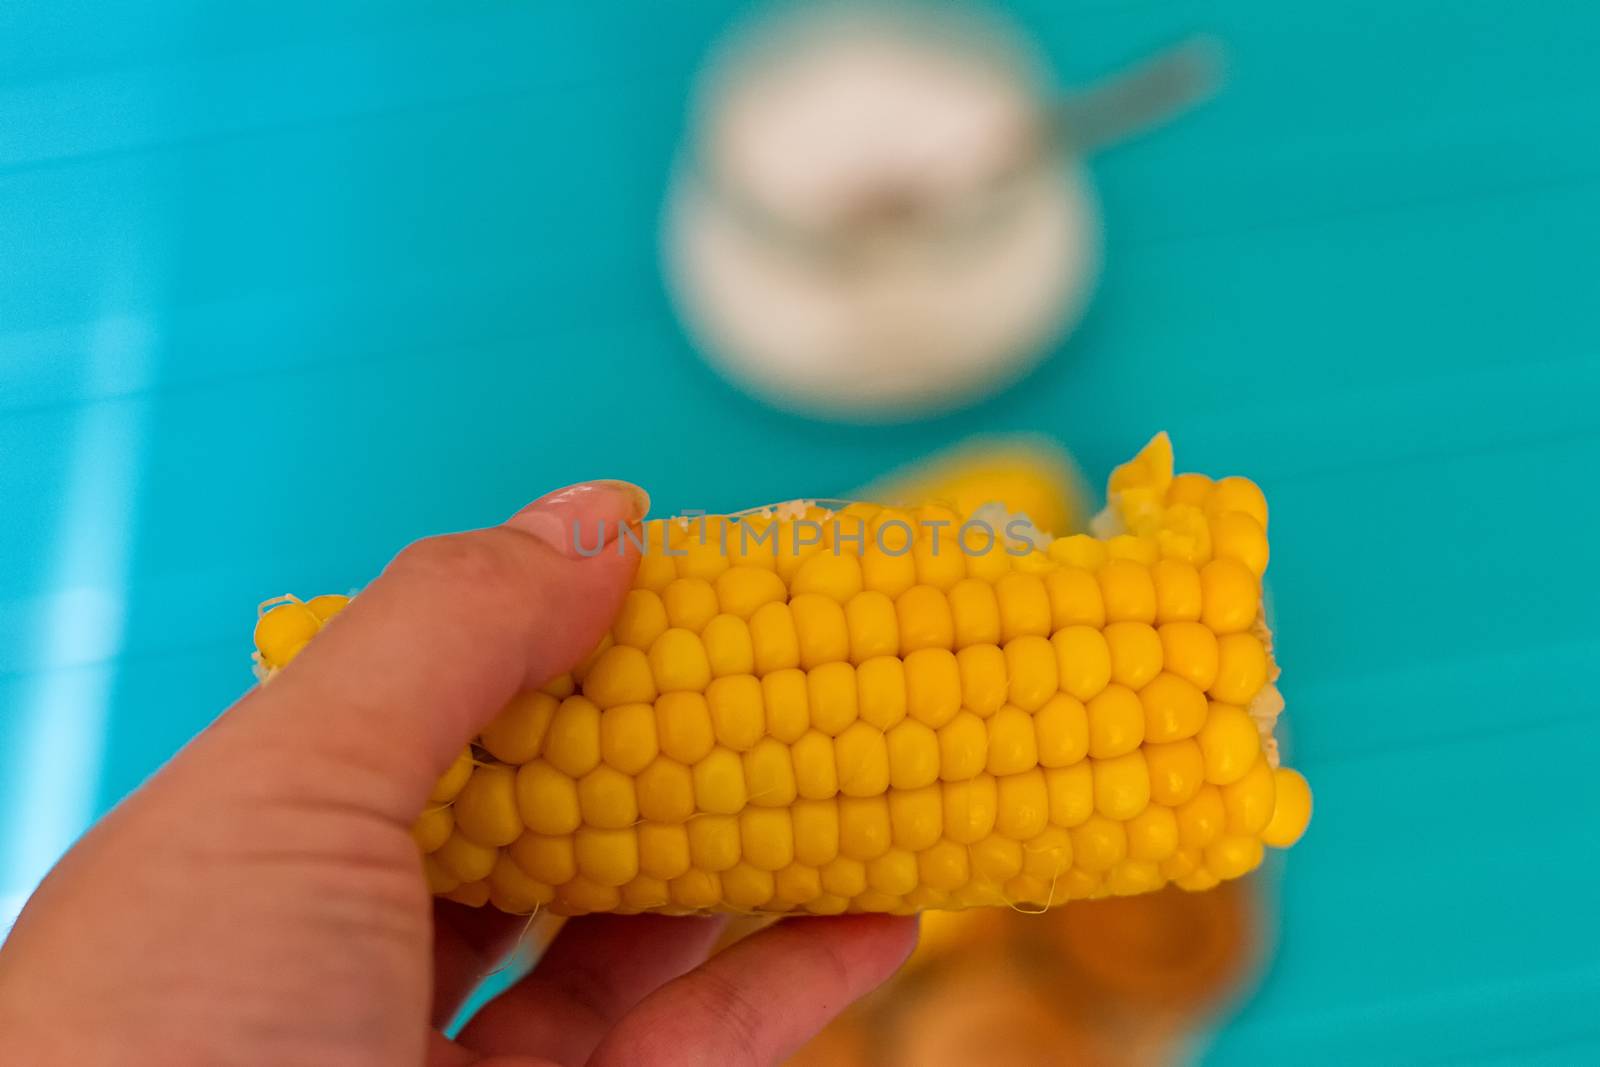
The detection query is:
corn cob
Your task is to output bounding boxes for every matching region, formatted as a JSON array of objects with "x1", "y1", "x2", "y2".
[{"x1": 252, "y1": 435, "x2": 1310, "y2": 916}]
